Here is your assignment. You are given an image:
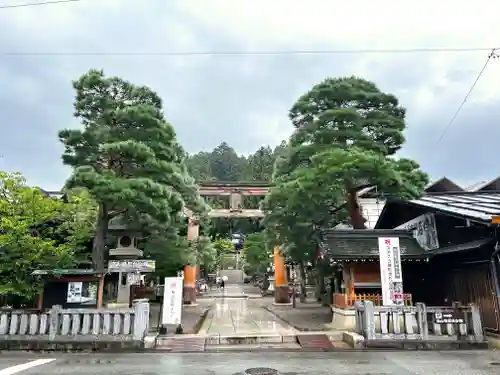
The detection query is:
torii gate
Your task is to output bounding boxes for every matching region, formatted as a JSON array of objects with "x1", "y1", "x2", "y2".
[{"x1": 183, "y1": 181, "x2": 289, "y2": 304}]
